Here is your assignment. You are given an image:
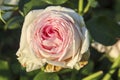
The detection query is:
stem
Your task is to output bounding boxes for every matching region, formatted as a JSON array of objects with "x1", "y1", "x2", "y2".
[
  {"x1": 118, "y1": 68, "x2": 120, "y2": 80},
  {"x1": 3, "y1": 3, "x2": 18, "y2": 7},
  {"x1": 82, "y1": 71, "x2": 103, "y2": 80},
  {"x1": 83, "y1": 2, "x2": 90, "y2": 14},
  {"x1": 78, "y1": 0, "x2": 83, "y2": 15},
  {"x1": 0, "y1": 10, "x2": 6, "y2": 24},
  {"x1": 102, "y1": 56, "x2": 120, "y2": 80},
  {"x1": 19, "y1": 10, "x2": 24, "y2": 17}
]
